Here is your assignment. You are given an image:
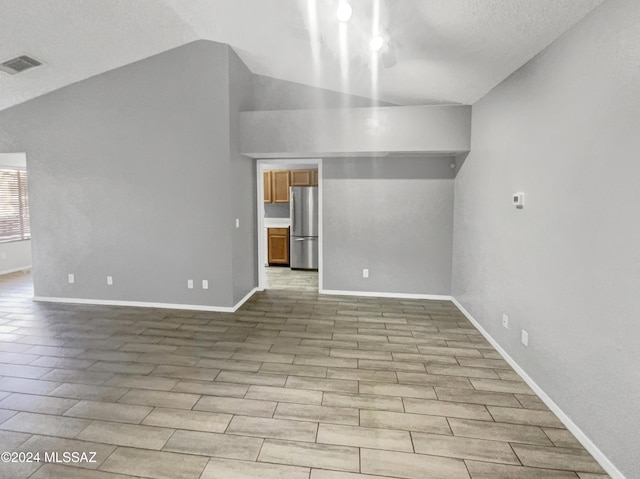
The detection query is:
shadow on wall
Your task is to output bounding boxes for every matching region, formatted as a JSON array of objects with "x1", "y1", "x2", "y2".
[{"x1": 453, "y1": 152, "x2": 470, "y2": 176}]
